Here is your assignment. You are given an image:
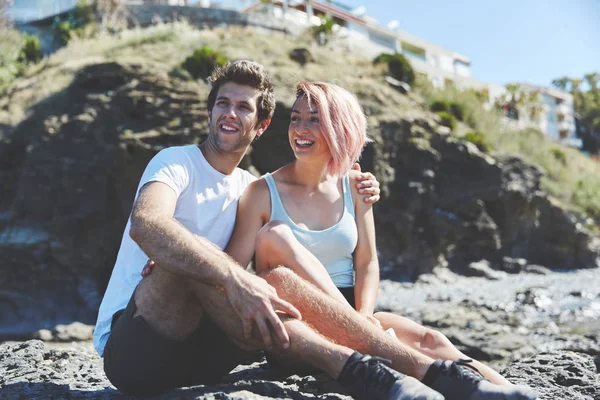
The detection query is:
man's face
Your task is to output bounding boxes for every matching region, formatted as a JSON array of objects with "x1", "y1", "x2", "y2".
[{"x1": 207, "y1": 82, "x2": 267, "y2": 154}]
